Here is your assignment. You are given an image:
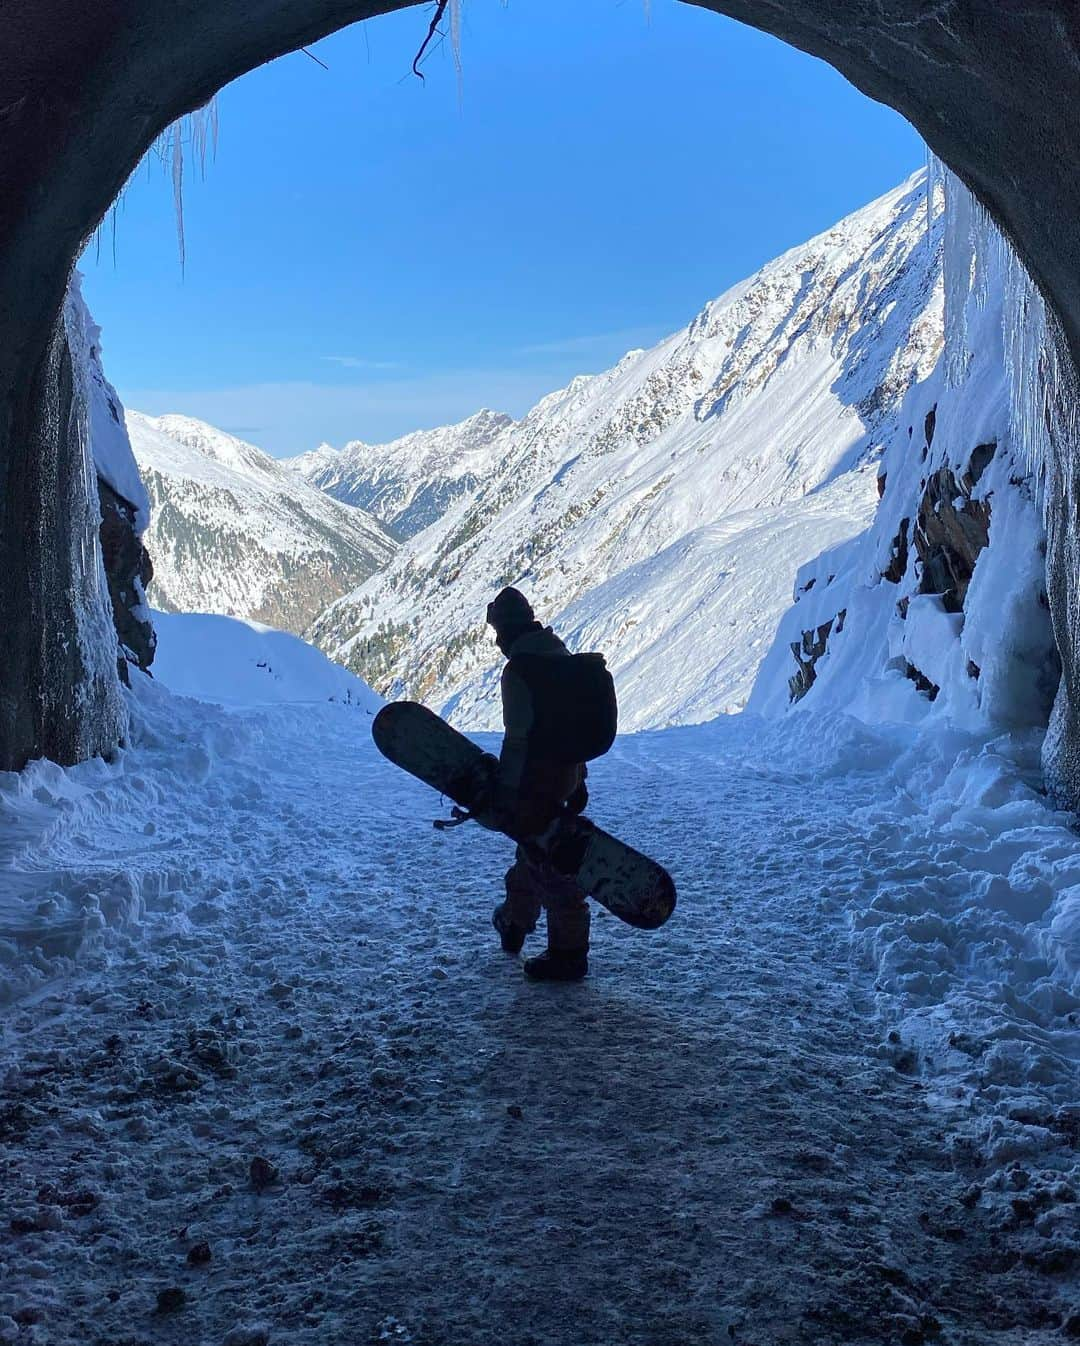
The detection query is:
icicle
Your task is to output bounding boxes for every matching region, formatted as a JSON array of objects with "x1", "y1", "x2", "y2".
[
  {"x1": 84, "y1": 98, "x2": 219, "y2": 269},
  {"x1": 932, "y1": 154, "x2": 1065, "y2": 500},
  {"x1": 940, "y1": 170, "x2": 976, "y2": 387},
  {"x1": 450, "y1": 0, "x2": 463, "y2": 72},
  {"x1": 999, "y1": 233, "x2": 1054, "y2": 490},
  {"x1": 925, "y1": 147, "x2": 939, "y2": 248},
  {"x1": 171, "y1": 122, "x2": 185, "y2": 272},
  {"x1": 929, "y1": 151, "x2": 1080, "y2": 661},
  {"x1": 189, "y1": 97, "x2": 219, "y2": 180},
  {"x1": 450, "y1": 0, "x2": 463, "y2": 104}
]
